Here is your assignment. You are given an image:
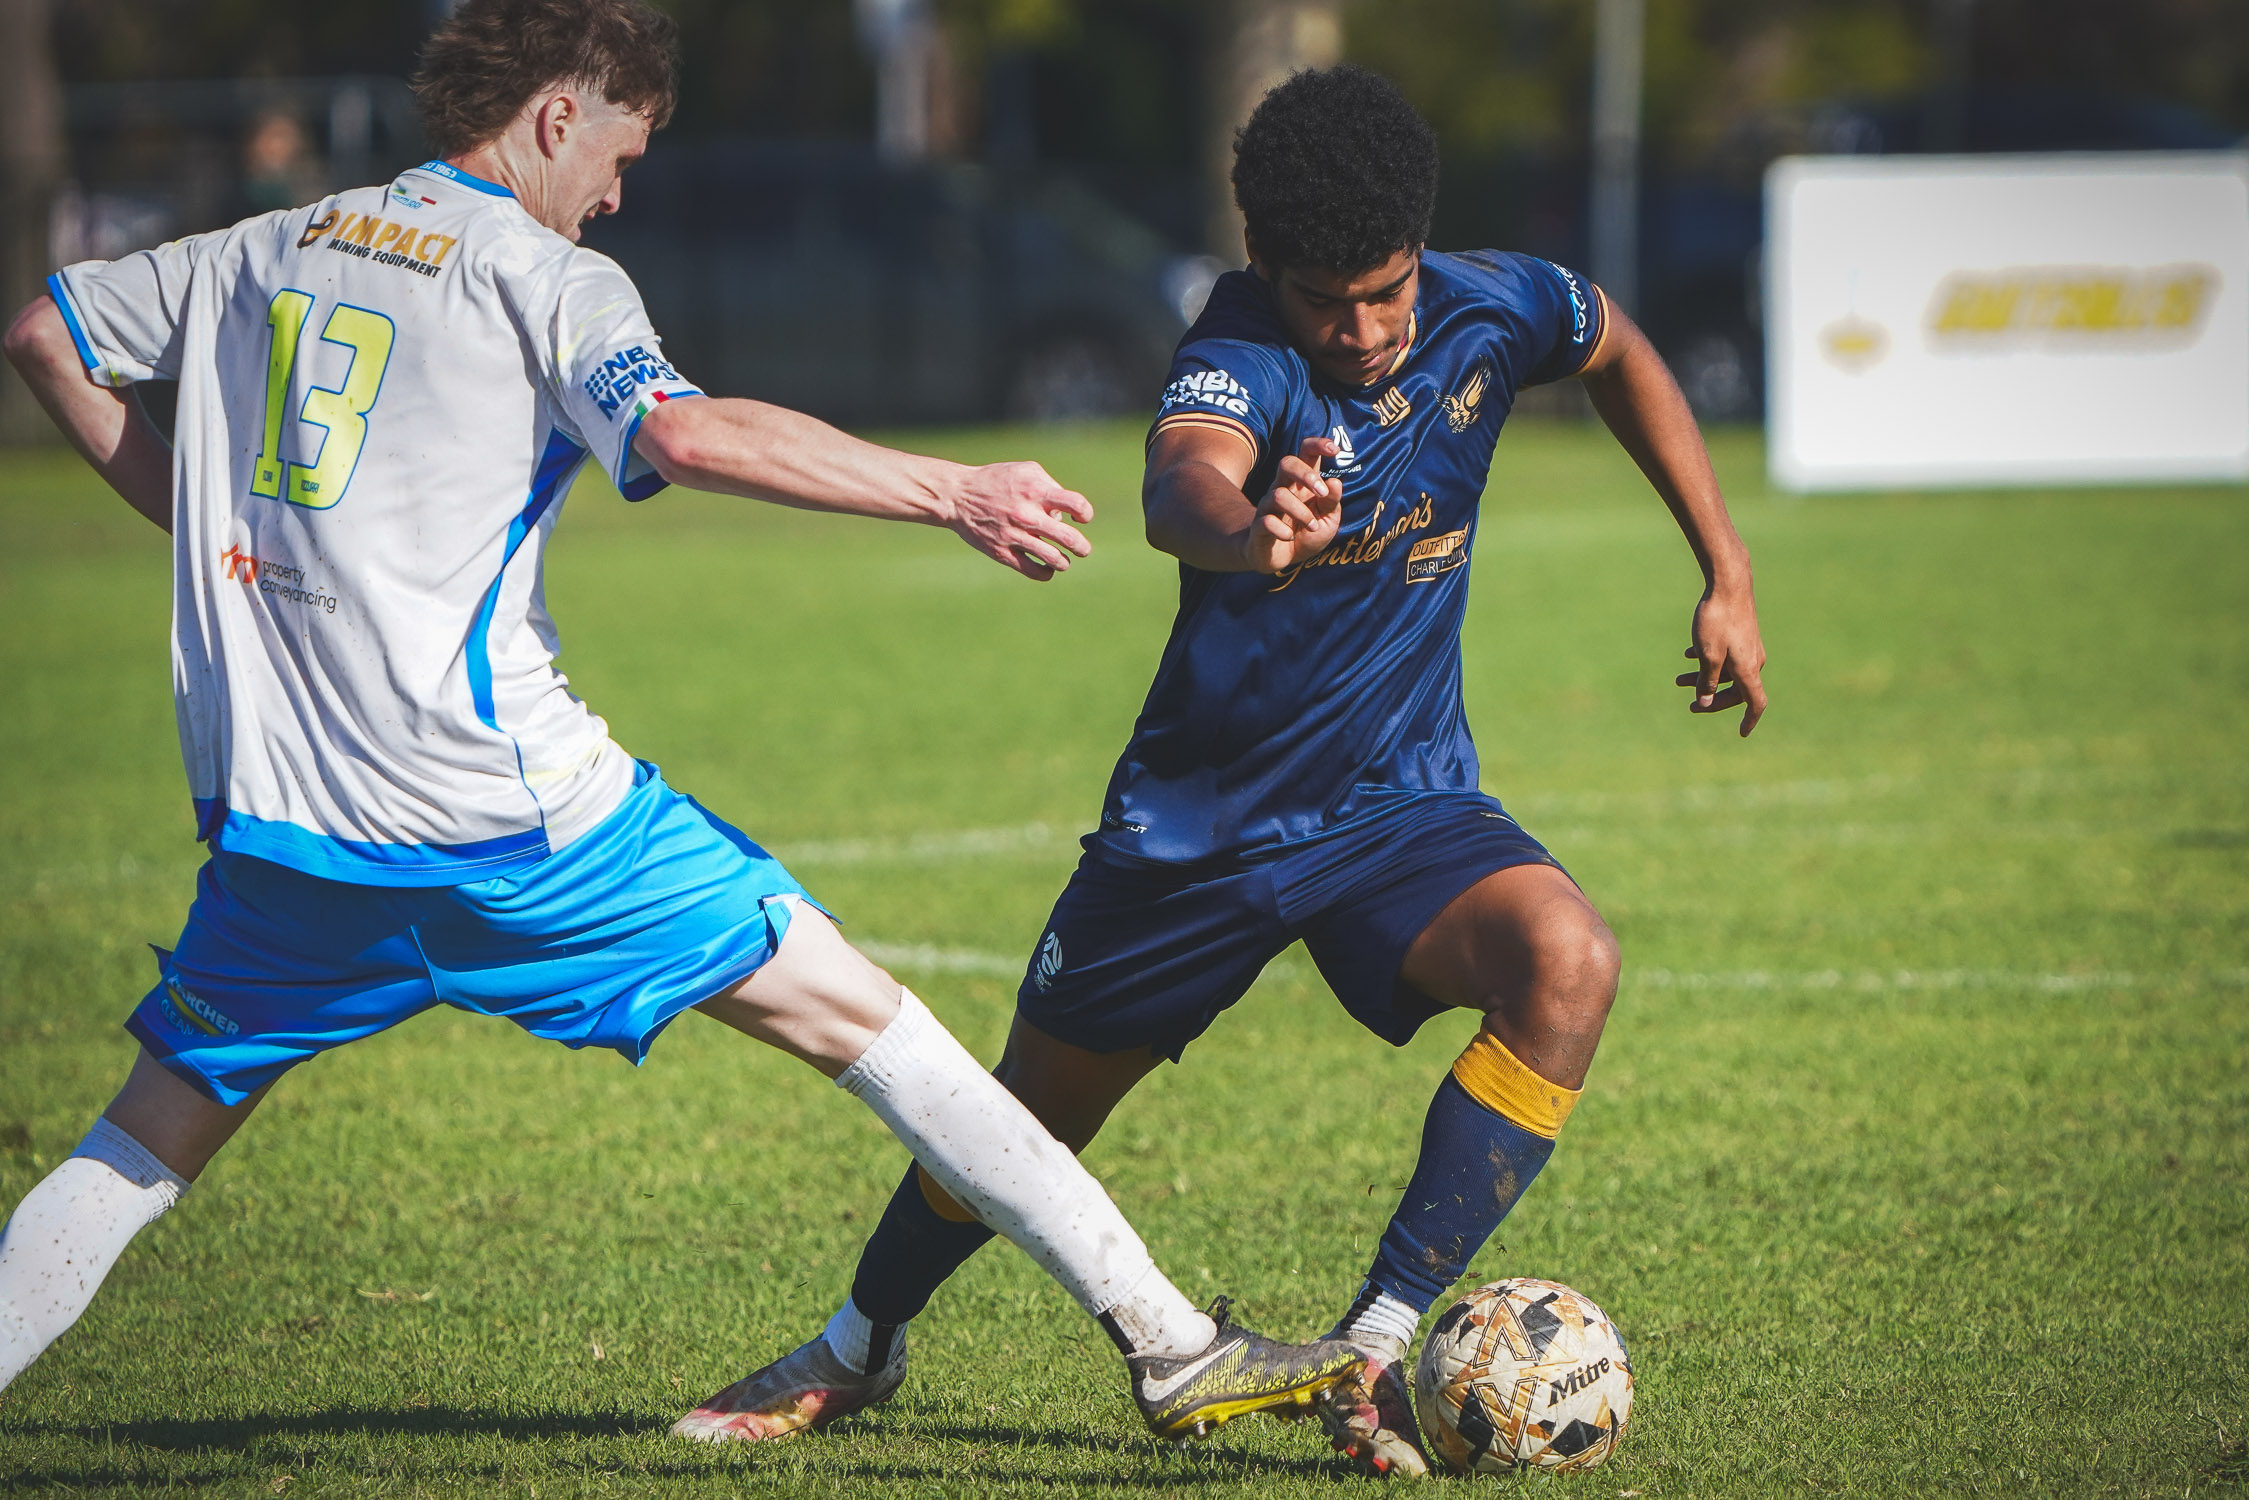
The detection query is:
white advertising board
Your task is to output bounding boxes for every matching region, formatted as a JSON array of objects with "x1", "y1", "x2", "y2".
[{"x1": 1765, "y1": 153, "x2": 2249, "y2": 491}]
